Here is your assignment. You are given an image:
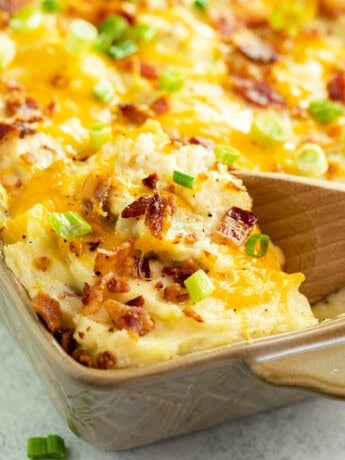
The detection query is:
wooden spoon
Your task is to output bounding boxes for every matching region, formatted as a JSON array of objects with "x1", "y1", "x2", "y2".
[{"x1": 233, "y1": 171, "x2": 345, "y2": 304}]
